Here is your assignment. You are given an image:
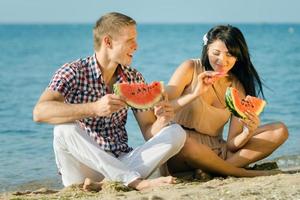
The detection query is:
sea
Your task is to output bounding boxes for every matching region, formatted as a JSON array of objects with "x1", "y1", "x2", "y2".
[{"x1": 0, "y1": 23, "x2": 300, "y2": 192}]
